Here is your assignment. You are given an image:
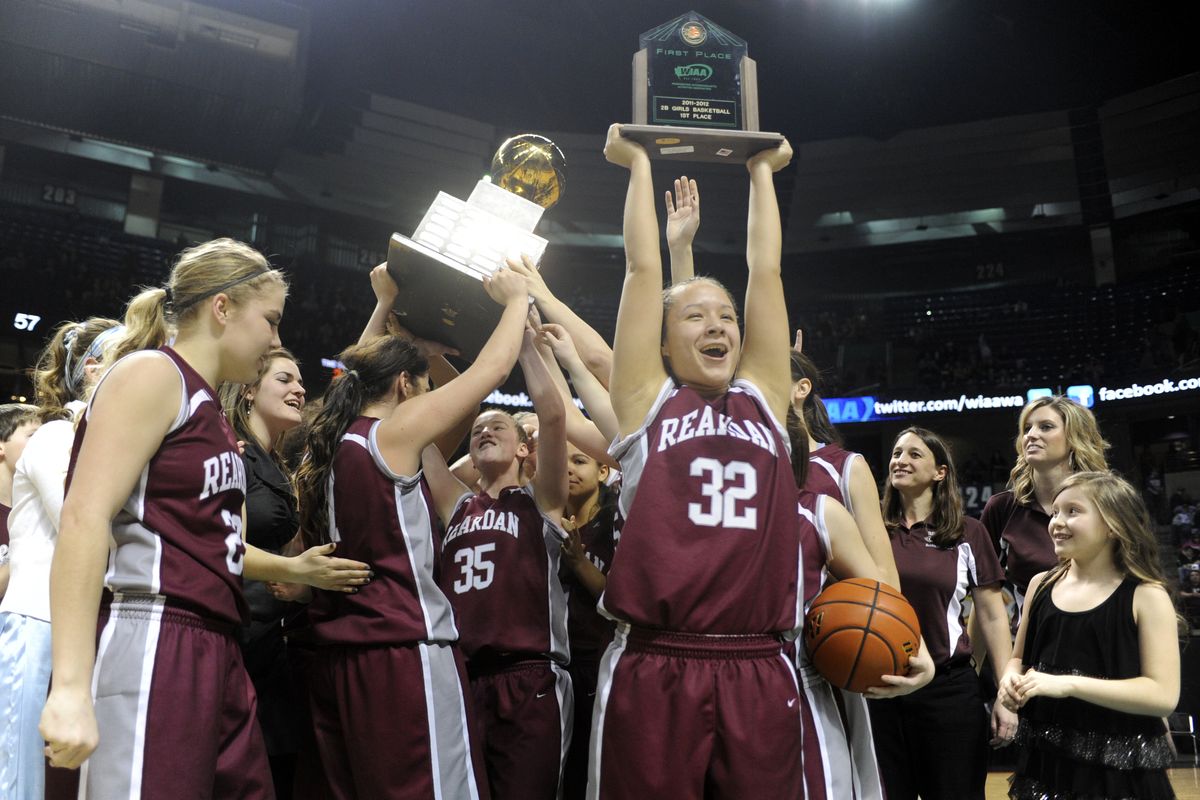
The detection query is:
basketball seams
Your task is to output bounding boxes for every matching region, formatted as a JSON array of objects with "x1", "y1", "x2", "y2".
[
  {"x1": 806, "y1": 599, "x2": 921, "y2": 641},
  {"x1": 844, "y1": 582, "x2": 879, "y2": 691},
  {"x1": 804, "y1": 578, "x2": 921, "y2": 692}
]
